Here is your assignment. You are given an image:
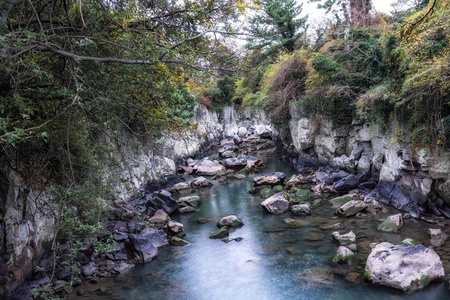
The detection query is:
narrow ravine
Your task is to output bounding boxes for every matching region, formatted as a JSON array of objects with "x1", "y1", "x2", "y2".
[{"x1": 70, "y1": 158, "x2": 450, "y2": 300}]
